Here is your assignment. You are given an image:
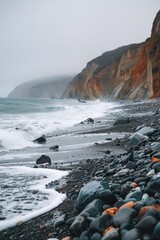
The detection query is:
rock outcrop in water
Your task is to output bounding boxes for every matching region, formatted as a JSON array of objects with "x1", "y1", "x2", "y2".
[
  {"x1": 8, "y1": 75, "x2": 73, "y2": 98},
  {"x1": 63, "y1": 11, "x2": 160, "y2": 100}
]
